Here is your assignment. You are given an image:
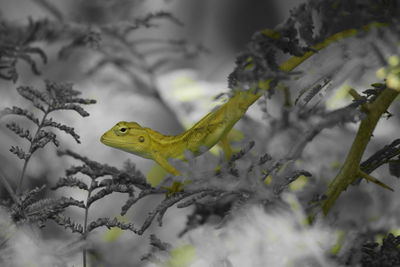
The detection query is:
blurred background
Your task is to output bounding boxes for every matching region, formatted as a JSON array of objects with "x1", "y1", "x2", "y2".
[
  {"x1": 1, "y1": 1, "x2": 400, "y2": 266},
  {"x1": 0, "y1": 0, "x2": 301, "y2": 266}
]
